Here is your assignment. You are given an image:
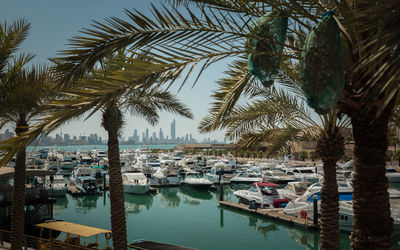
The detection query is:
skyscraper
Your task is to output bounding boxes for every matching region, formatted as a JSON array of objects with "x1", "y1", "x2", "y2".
[
  {"x1": 133, "y1": 129, "x2": 138, "y2": 142},
  {"x1": 159, "y1": 128, "x2": 164, "y2": 140},
  {"x1": 145, "y1": 128, "x2": 149, "y2": 141},
  {"x1": 171, "y1": 119, "x2": 176, "y2": 141}
]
